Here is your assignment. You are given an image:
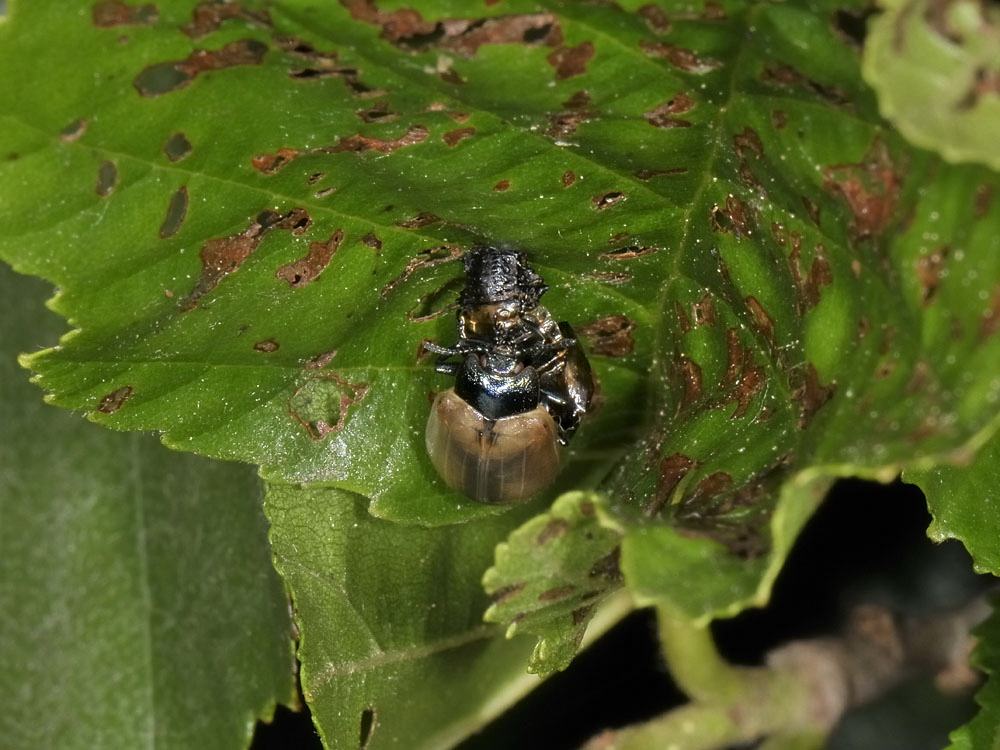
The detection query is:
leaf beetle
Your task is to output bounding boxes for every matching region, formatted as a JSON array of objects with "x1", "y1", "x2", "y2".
[{"x1": 423, "y1": 246, "x2": 595, "y2": 503}]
